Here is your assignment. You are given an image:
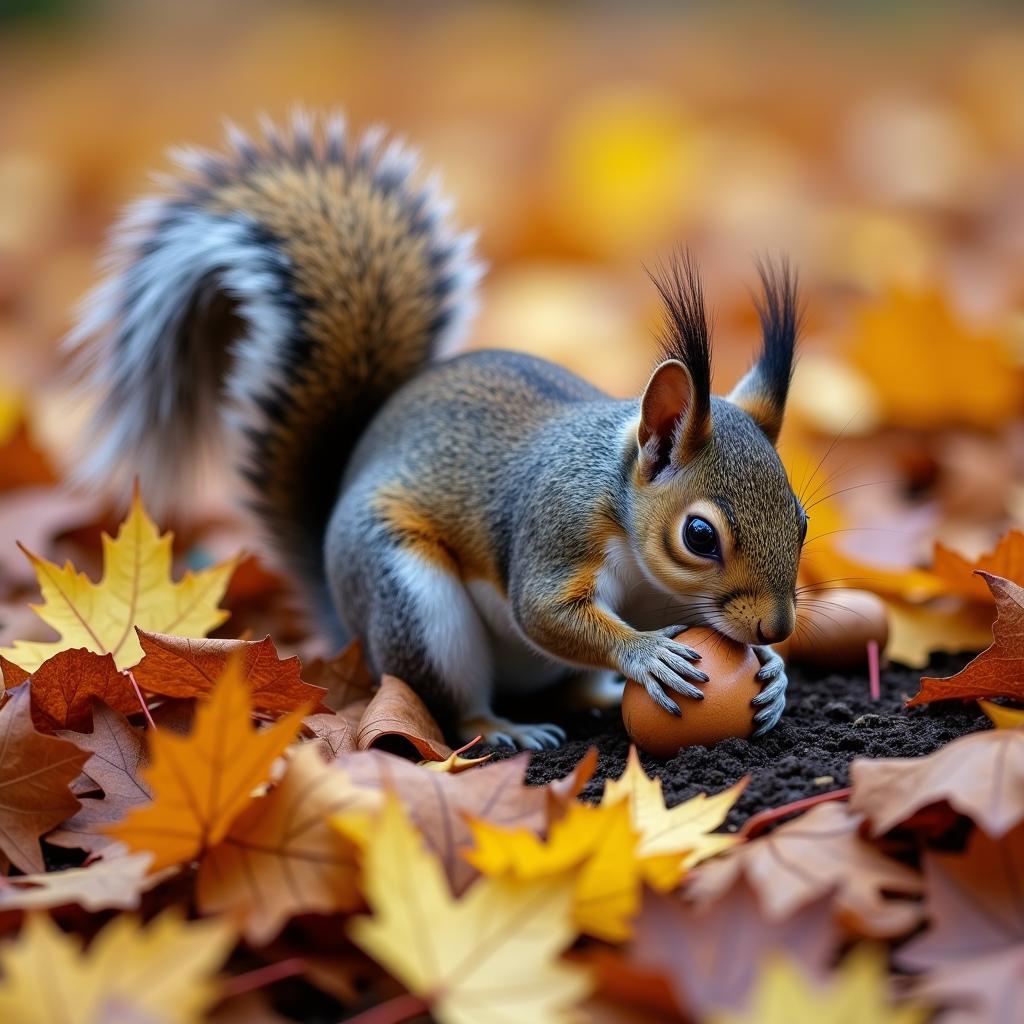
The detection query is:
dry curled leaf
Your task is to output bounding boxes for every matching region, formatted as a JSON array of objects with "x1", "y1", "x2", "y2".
[
  {"x1": 0, "y1": 490, "x2": 238, "y2": 672},
  {"x1": 355, "y1": 673, "x2": 451, "y2": 761},
  {"x1": 0, "y1": 852, "x2": 161, "y2": 913},
  {"x1": 23, "y1": 648, "x2": 137, "y2": 731},
  {"x1": 0, "y1": 686, "x2": 87, "y2": 873},
  {"x1": 305, "y1": 639, "x2": 375, "y2": 714},
  {"x1": 133, "y1": 630, "x2": 329, "y2": 715},
  {"x1": 910, "y1": 573, "x2": 1024, "y2": 706},
  {"x1": 0, "y1": 909, "x2": 235, "y2": 1024},
  {"x1": 345, "y1": 794, "x2": 591, "y2": 1024},
  {"x1": 109, "y1": 657, "x2": 307, "y2": 871},
  {"x1": 303, "y1": 711, "x2": 356, "y2": 760},
  {"x1": 899, "y1": 824, "x2": 1024, "y2": 1024},
  {"x1": 197, "y1": 744, "x2": 379, "y2": 944},
  {"x1": 687, "y1": 801, "x2": 923, "y2": 938},
  {"x1": 849, "y1": 727, "x2": 1024, "y2": 839},
  {"x1": 337, "y1": 748, "x2": 594, "y2": 894},
  {"x1": 629, "y1": 880, "x2": 841, "y2": 1018}
]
